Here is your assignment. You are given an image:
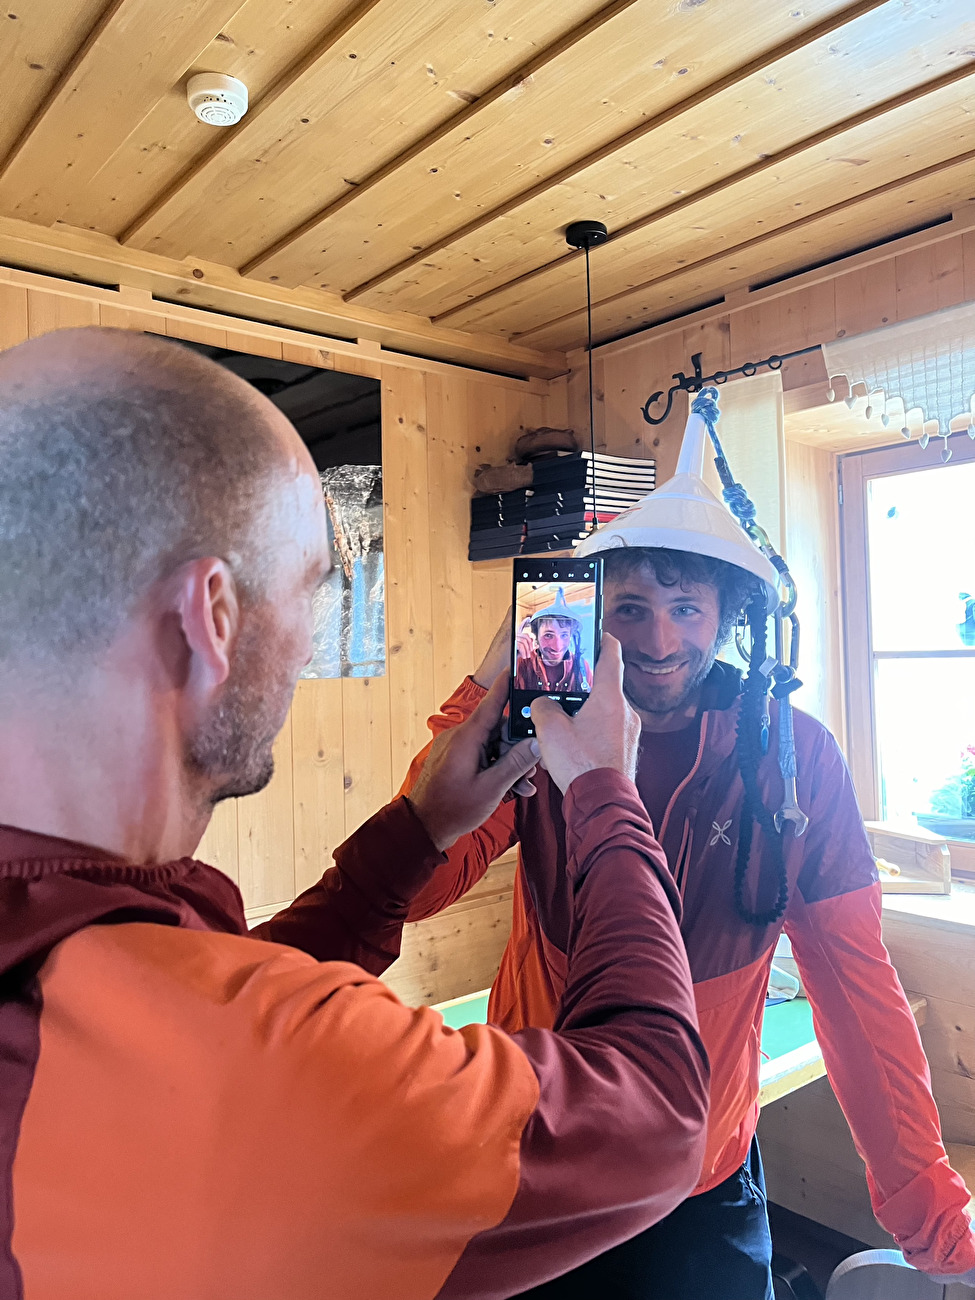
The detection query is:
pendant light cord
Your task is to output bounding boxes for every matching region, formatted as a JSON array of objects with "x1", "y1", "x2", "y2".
[{"x1": 585, "y1": 243, "x2": 597, "y2": 532}]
